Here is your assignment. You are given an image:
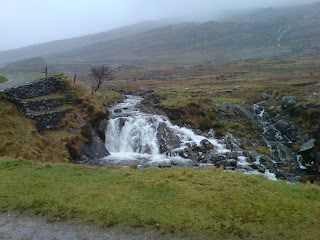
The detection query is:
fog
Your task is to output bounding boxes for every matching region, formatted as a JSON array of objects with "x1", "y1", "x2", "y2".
[{"x1": 0, "y1": 0, "x2": 317, "y2": 51}]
